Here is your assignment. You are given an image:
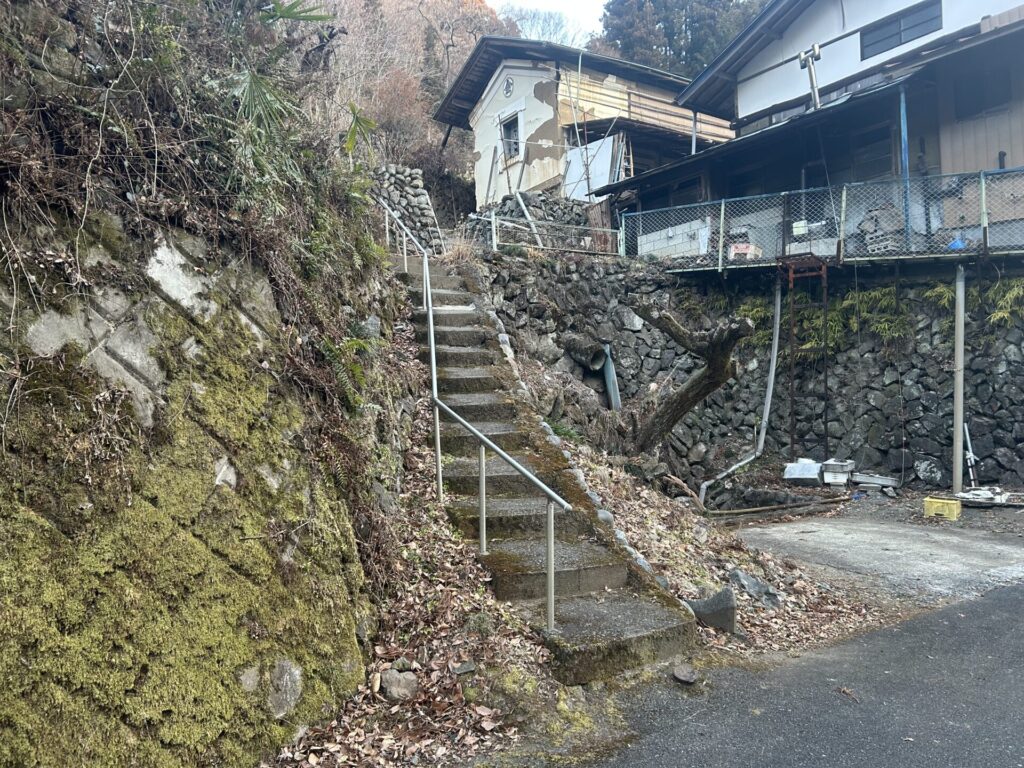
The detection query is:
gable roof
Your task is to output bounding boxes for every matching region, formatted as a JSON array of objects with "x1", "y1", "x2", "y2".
[
  {"x1": 674, "y1": 0, "x2": 815, "y2": 120},
  {"x1": 434, "y1": 36, "x2": 691, "y2": 131}
]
